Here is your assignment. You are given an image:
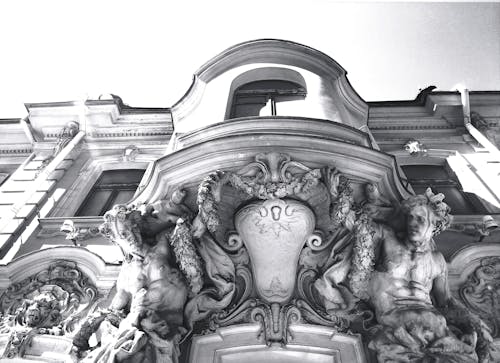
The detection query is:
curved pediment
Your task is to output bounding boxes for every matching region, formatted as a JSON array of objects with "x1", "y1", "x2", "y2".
[{"x1": 171, "y1": 39, "x2": 368, "y2": 136}]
